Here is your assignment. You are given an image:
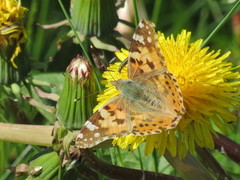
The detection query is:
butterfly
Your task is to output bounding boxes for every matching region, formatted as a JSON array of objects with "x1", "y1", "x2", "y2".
[{"x1": 76, "y1": 19, "x2": 186, "y2": 148}]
